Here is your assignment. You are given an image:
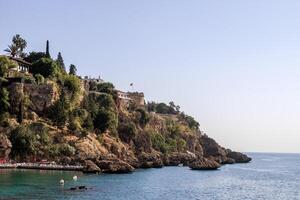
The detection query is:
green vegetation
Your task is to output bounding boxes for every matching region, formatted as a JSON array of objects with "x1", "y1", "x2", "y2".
[
  {"x1": 56, "y1": 52, "x2": 65, "y2": 71},
  {"x1": 63, "y1": 74, "x2": 81, "y2": 103},
  {"x1": 1, "y1": 34, "x2": 203, "y2": 163},
  {"x1": 0, "y1": 87, "x2": 10, "y2": 117},
  {"x1": 47, "y1": 93, "x2": 70, "y2": 127},
  {"x1": 34, "y1": 74, "x2": 45, "y2": 84},
  {"x1": 69, "y1": 64, "x2": 77, "y2": 75},
  {"x1": 4, "y1": 34, "x2": 27, "y2": 58},
  {"x1": 94, "y1": 108, "x2": 118, "y2": 135},
  {"x1": 147, "y1": 101, "x2": 180, "y2": 115},
  {"x1": 30, "y1": 58, "x2": 62, "y2": 78},
  {"x1": 46, "y1": 40, "x2": 50, "y2": 58},
  {"x1": 24, "y1": 52, "x2": 47, "y2": 63},
  {"x1": 118, "y1": 121, "x2": 137, "y2": 142},
  {"x1": 10, "y1": 123, "x2": 50, "y2": 160},
  {"x1": 135, "y1": 108, "x2": 150, "y2": 127},
  {"x1": 0, "y1": 55, "x2": 17, "y2": 77}
]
